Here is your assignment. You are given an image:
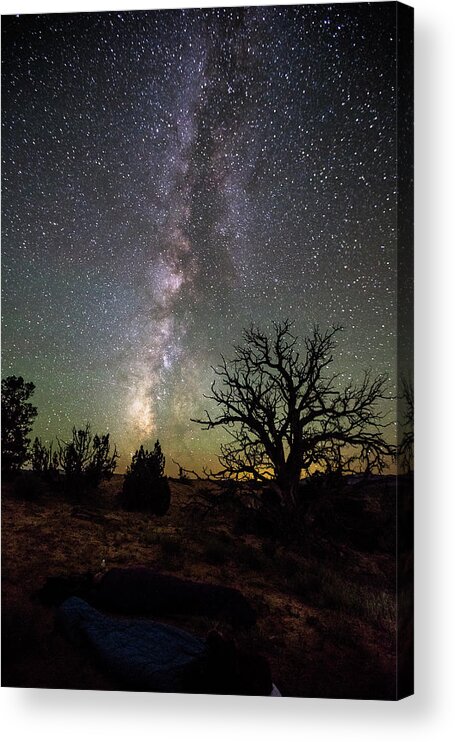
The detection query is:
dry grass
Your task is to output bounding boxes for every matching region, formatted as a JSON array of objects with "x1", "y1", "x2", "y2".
[{"x1": 1, "y1": 474, "x2": 401, "y2": 698}]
